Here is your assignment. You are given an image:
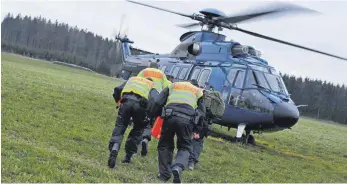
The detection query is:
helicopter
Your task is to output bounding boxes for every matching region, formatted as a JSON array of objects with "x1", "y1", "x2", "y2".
[{"x1": 115, "y1": 0, "x2": 347, "y2": 144}]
